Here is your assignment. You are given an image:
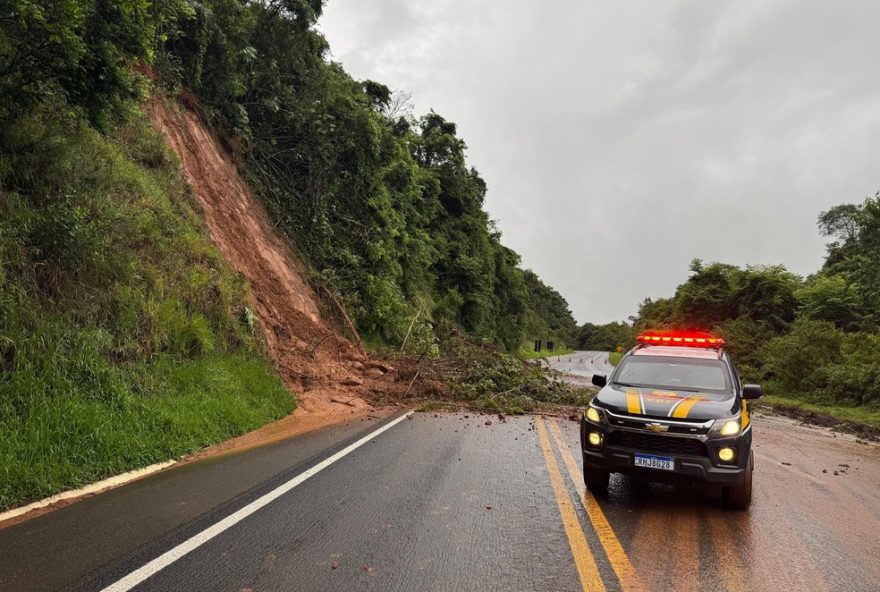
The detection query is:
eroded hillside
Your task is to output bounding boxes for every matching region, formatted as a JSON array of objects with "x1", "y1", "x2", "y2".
[{"x1": 148, "y1": 97, "x2": 394, "y2": 421}]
